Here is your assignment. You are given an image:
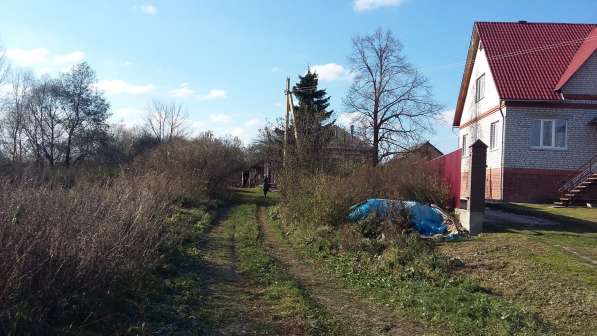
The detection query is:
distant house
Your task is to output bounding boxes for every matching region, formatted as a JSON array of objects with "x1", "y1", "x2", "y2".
[
  {"x1": 241, "y1": 124, "x2": 372, "y2": 186},
  {"x1": 391, "y1": 141, "x2": 443, "y2": 163},
  {"x1": 325, "y1": 125, "x2": 373, "y2": 169},
  {"x1": 453, "y1": 21, "x2": 597, "y2": 204},
  {"x1": 241, "y1": 161, "x2": 275, "y2": 188}
]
